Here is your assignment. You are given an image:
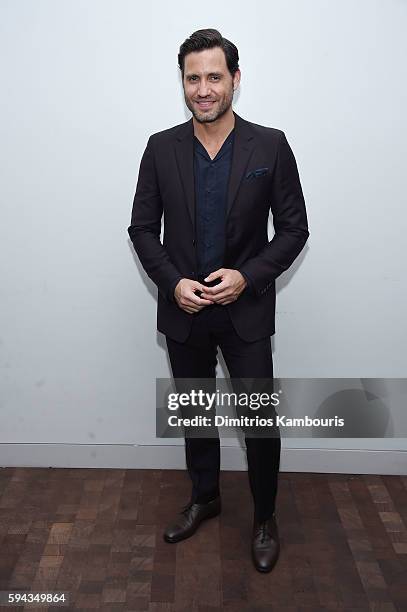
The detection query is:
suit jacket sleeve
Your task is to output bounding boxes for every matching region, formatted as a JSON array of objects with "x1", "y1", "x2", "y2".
[
  {"x1": 127, "y1": 135, "x2": 184, "y2": 301},
  {"x1": 238, "y1": 131, "x2": 309, "y2": 297},
  {"x1": 240, "y1": 270, "x2": 255, "y2": 295}
]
